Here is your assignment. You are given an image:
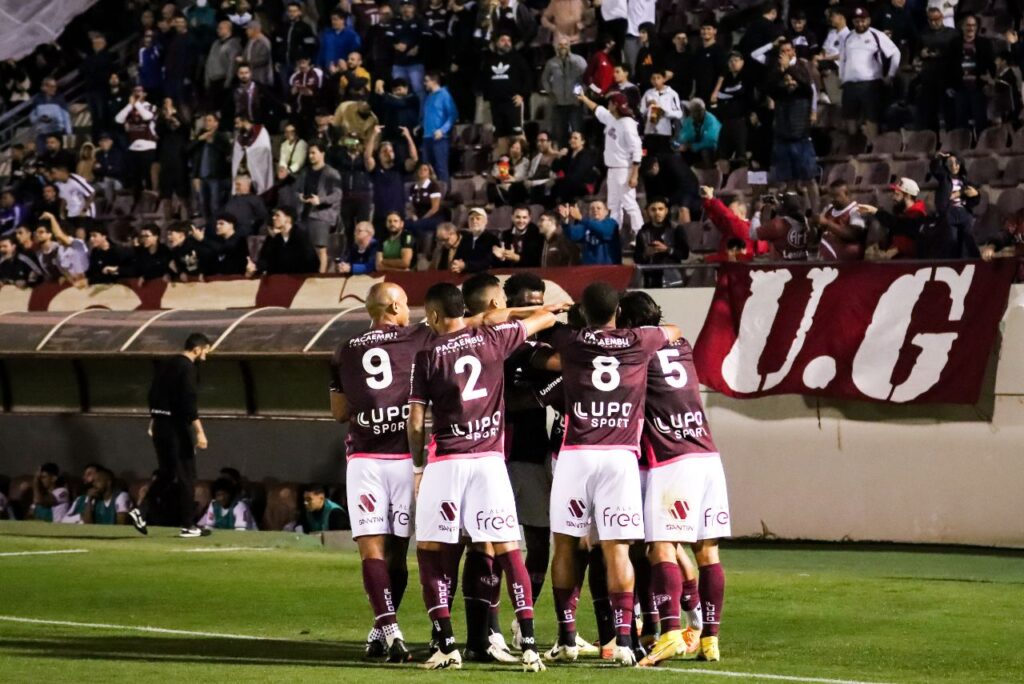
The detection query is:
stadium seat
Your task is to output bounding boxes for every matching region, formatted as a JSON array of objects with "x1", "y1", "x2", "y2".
[
  {"x1": 262, "y1": 482, "x2": 300, "y2": 531},
  {"x1": 694, "y1": 166, "x2": 722, "y2": 190},
  {"x1": 940, "y1": 128, "x2": 973, "y2": 153},
  {"x1": 723, "y1": 167, "x2": 750, "y2": 192},
  {"x1": 447, "y1": 177, "x2": 476, "y2": 205},
  {"x1": 858, "y1": 160, "x2": 891, "y2": 187},
  {"x1": 996, "y1": 186, "x2": 1024, "y2": 216},
  {"x1": 194, "y1": 480, "x2": 212, "y2": 516},
  {"x1": 899, "y1": 130, "x2": 937, "y2": 159},
  {"x1": 681, "y1": 222, "x2": 705, "y2": 252},
  {"x1": 824, "y1": 162, "x2": 856, "y2": 186},
  {"x1": 489, "y1": 205, "x2": 512, "y2": 230},
  {"x1": 965, "y1": 155, "x2": 1000, "y2": 185},
  {"x1": 994, "y1": 155, "x2": 1024, "y2": 187},
  {"x1": 967, "y1": 124, "x2": 1011, "y2": 157},
  {"x1": 860, "y1": 131, "x2": 902, "y2": 160}
]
